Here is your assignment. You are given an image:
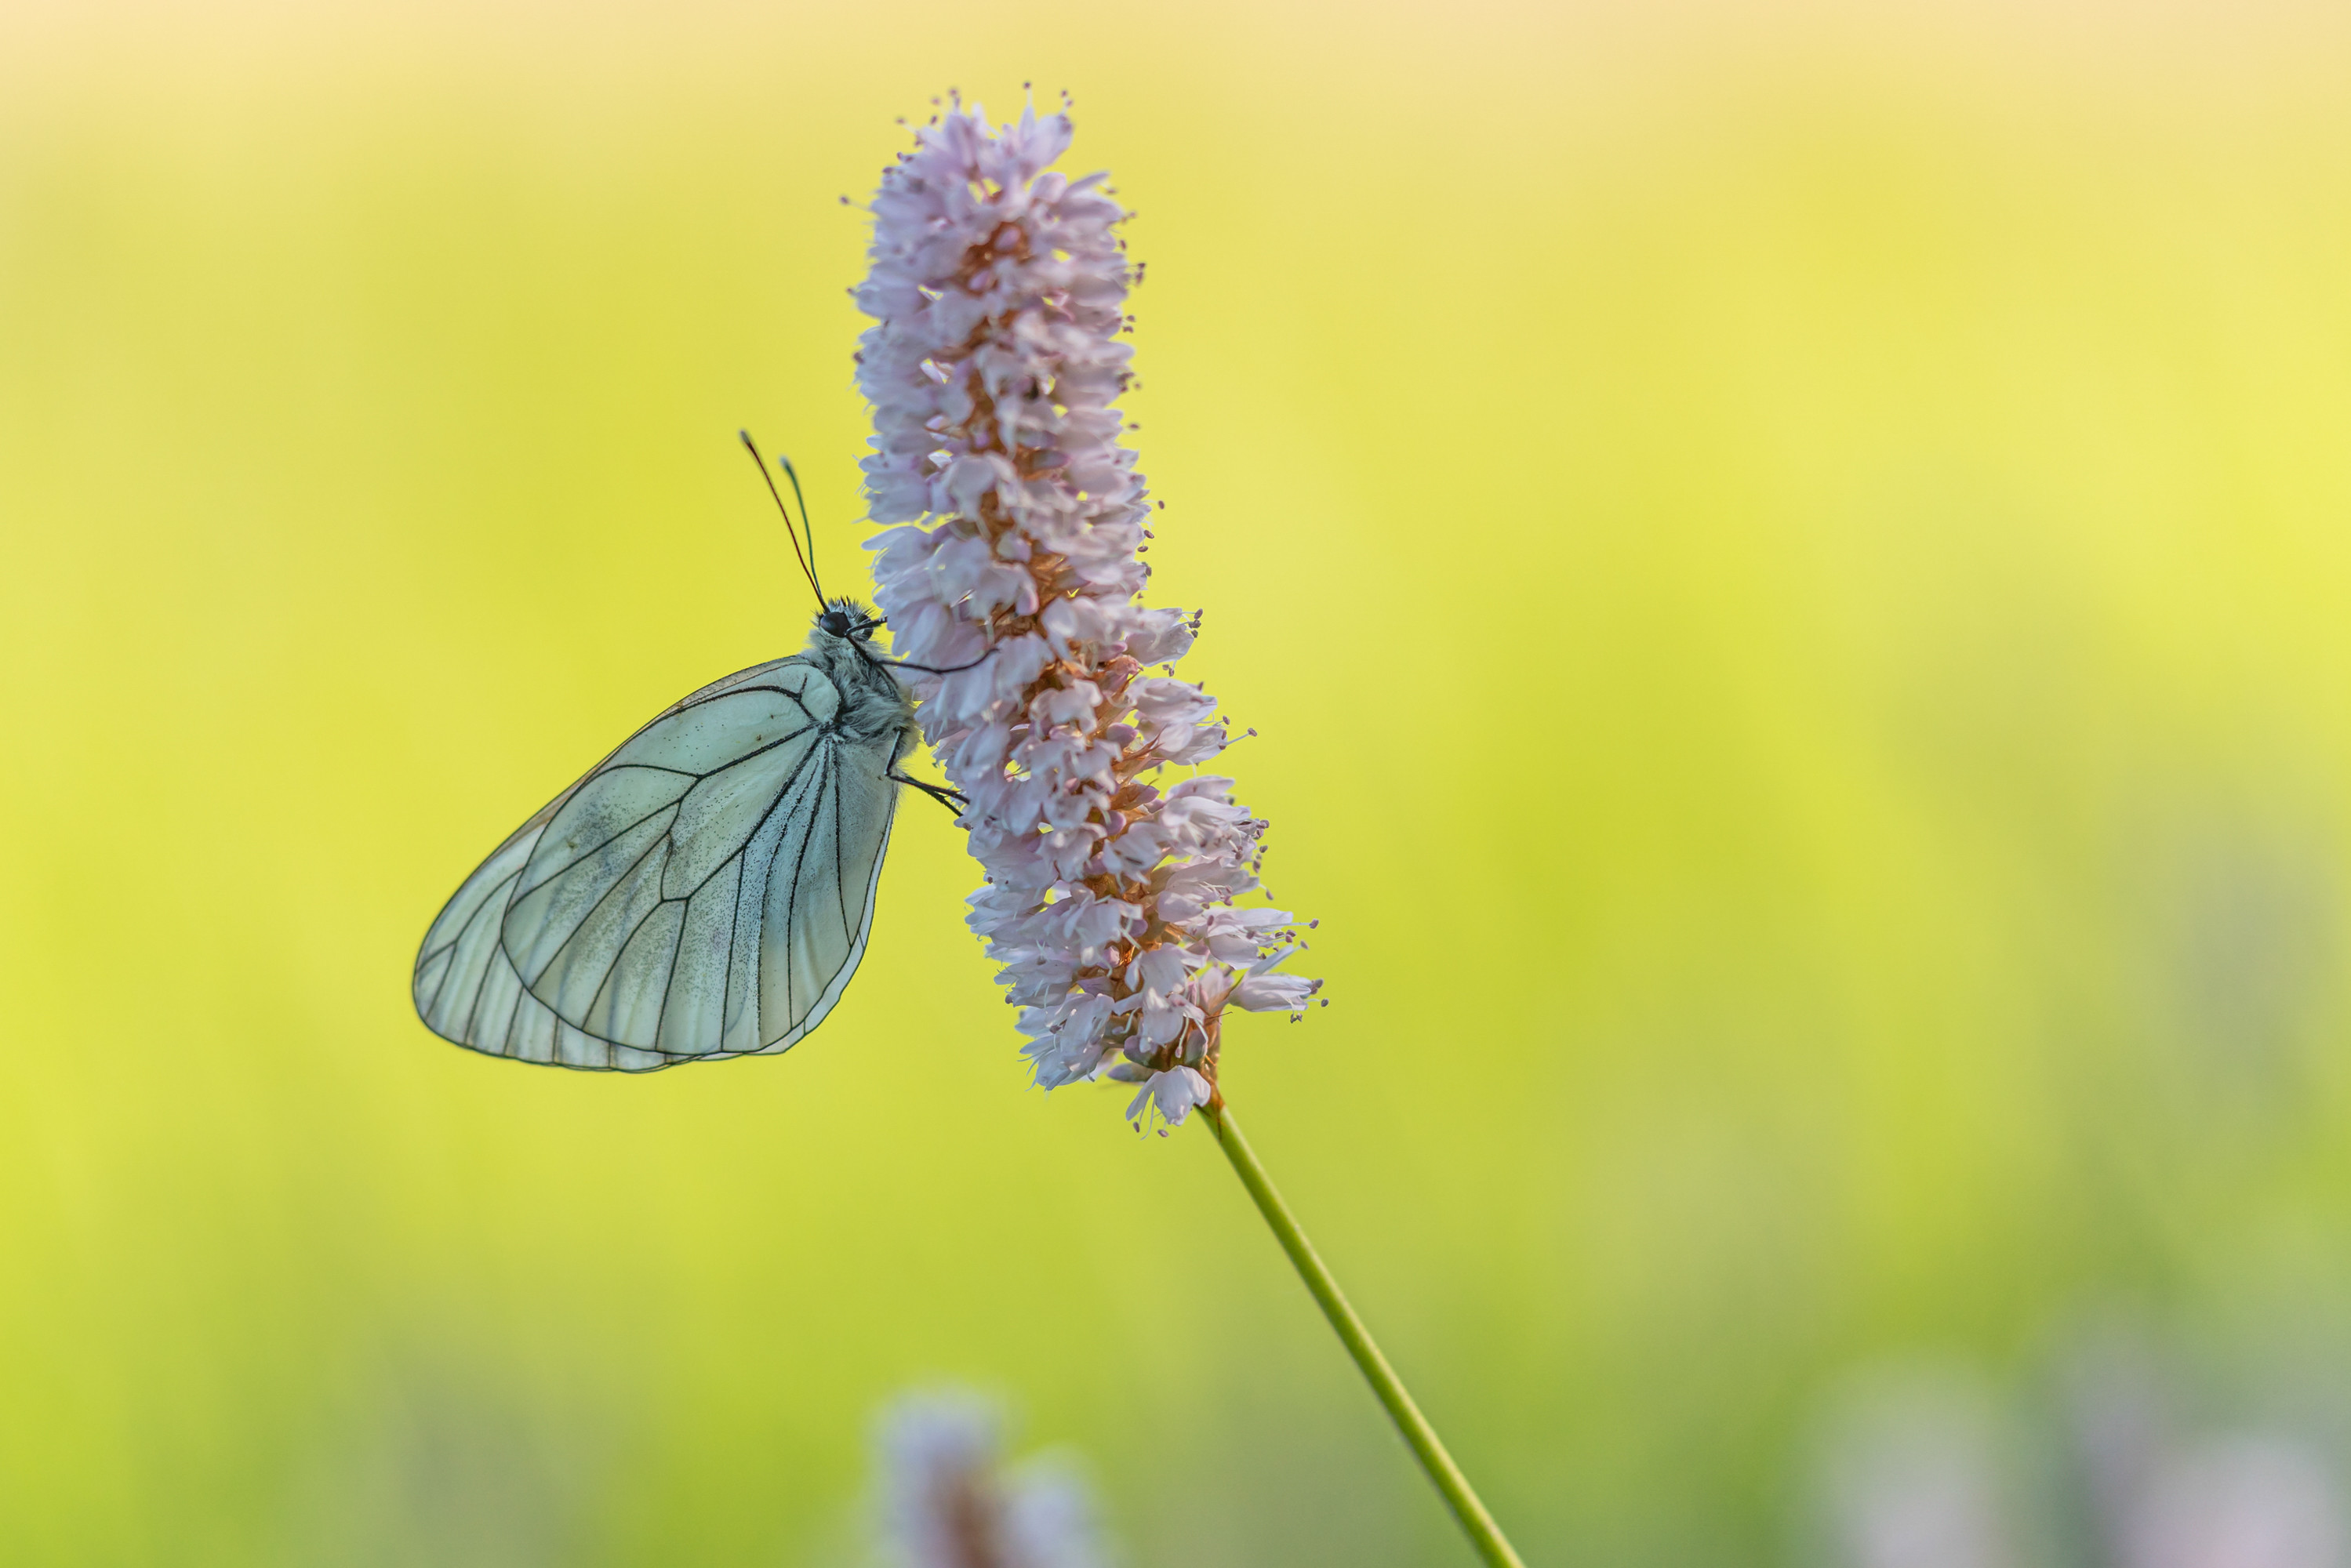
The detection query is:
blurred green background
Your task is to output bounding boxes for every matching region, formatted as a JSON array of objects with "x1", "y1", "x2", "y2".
[{"x1": 5, "y1": 1, "x2": 2351, "y2": 1563}]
